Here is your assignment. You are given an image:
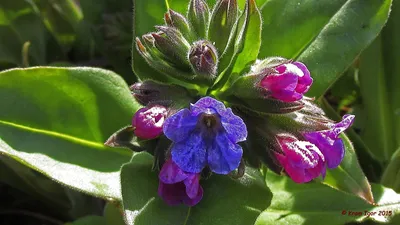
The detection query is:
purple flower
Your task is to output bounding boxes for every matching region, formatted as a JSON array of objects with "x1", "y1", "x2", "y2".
[
  {"x1": 158, "y1": 159, "x2": 203, "y2": 206},
  {"x1": 132, "y1": 105, "x2": 167, "y2": 139},
  {"x1": 260, "y1": 61, "x2": 312, "y2": 102},
  {"x1": 275, "y1": 135, "x2": 326, "y2": 183},
  {"x1": 163, "y1": 97, "x2": 247, "y2": 174},
  {"x1": 304, "y1": 114, "x2": 355, "y2": 169}
]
